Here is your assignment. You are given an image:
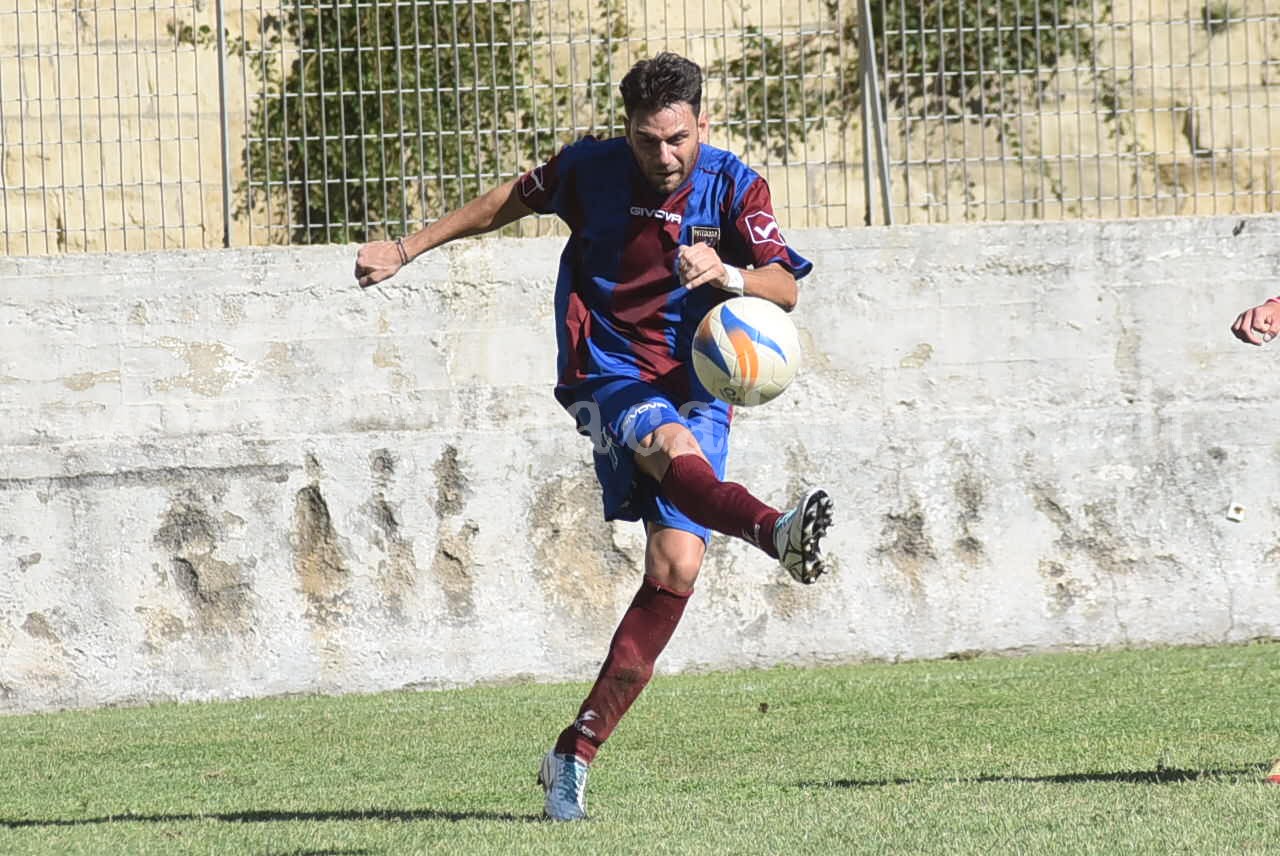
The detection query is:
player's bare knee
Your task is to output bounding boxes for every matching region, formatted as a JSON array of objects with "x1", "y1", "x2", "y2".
[
  {"x1": 636, "y1": 425, "x2": 706, "y2": 482},
  {"x1": 645, "y1": 527, "x2": 705, "y2": 592},
  {"x1": 637, "y1": 423, "x2": 704, "y2": 460},
  {"x1": 646, "y1": 558, "x2": 701, "y2": 593}
]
